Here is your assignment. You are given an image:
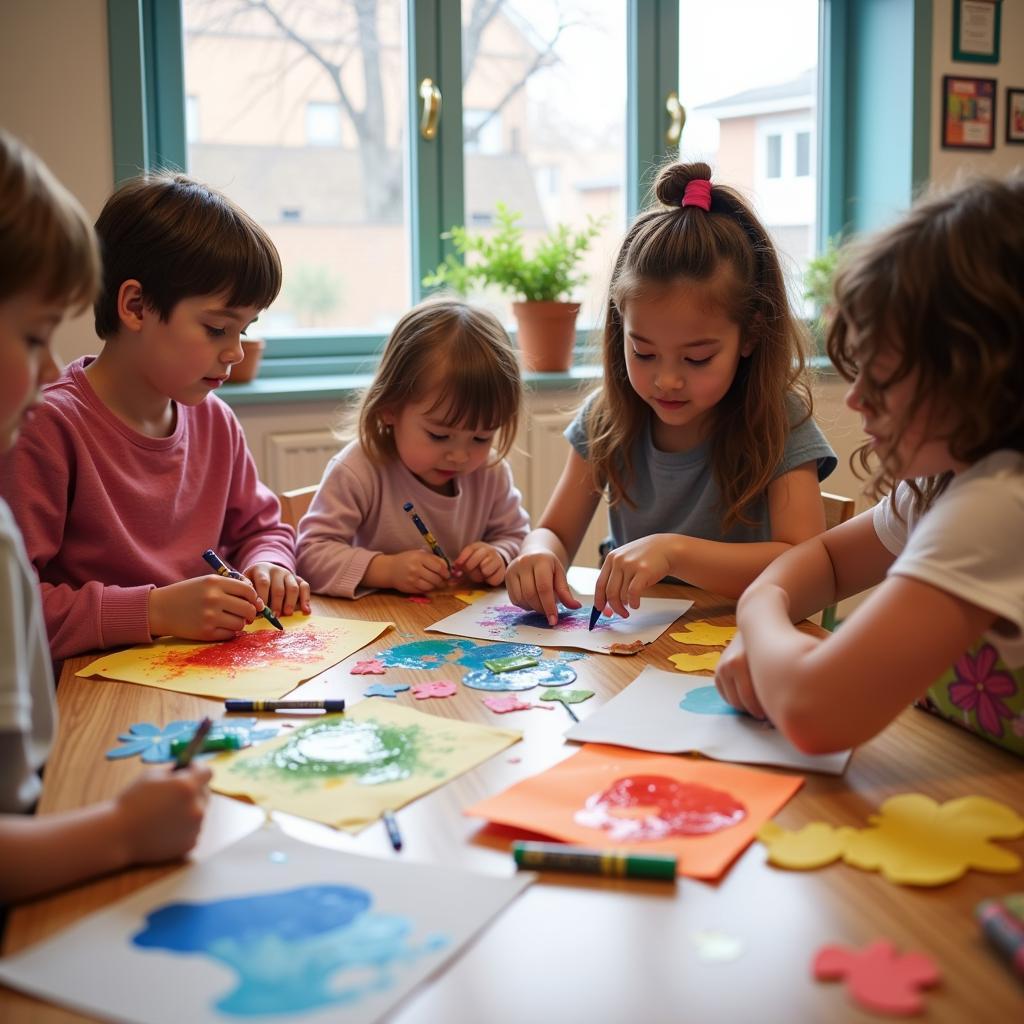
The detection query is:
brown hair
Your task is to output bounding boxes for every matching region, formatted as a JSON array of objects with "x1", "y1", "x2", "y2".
[
  {"x1": 357, "y1": 299, "x2": 521, "y2": 463},
  {"x1": 826, "y1": 172, "x2": 1024, "y2": 508},
  {"x1": 0, "y1": 129, "x2": 99, "y2": 310},
  {"x1": 585, "y1": 161, "x2": 812, "y2": 530},
  {"x1": 93, "y1": 172, "x2": 281, "y2": 338}
]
